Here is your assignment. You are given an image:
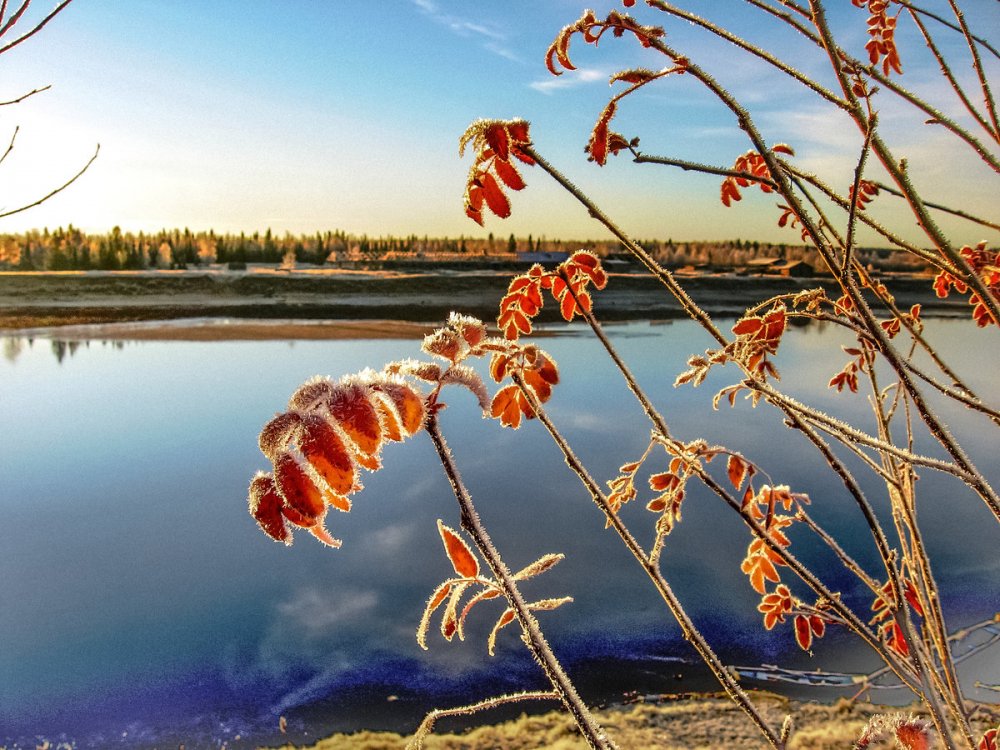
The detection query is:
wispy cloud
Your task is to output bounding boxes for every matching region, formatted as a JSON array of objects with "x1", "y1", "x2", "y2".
[
  {"x1": 411, "y1": 0, "x2": 522, "y2": 63},
  {"x1": 530, "y1": 67, "x2": 608, "y2": 94}
]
